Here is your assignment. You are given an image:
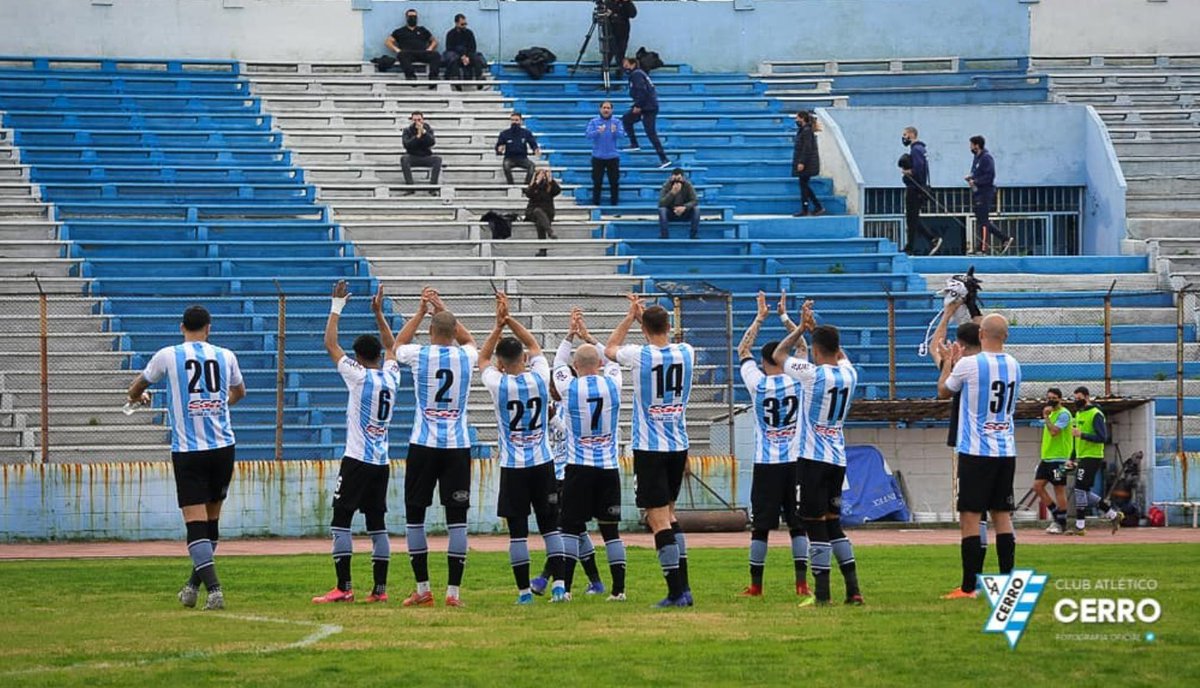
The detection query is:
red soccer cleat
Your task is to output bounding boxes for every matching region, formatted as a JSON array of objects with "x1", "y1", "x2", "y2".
[
  {"x1": 365, "y1": 592, "x2": 388, "y2": 603},
  {"x1": 845, "y1": 594, "x2": 865, "y2": 606},
  {"x1": 312, "y1": 588, "x2": 354, "y2": 604},
  {"x1": 942, "y1": 588, "x2": 978, "y2": 600},
  {"x1": 796, "y1": 582, "x2": 812, "y2": 598},
  {"x1": 444, "y1": 595, "x2": 466, "y2": 608},
  {"x1": 402, "y1": 590, "x2": 435, "y2": 607},
  {"x1": 739, "y1": 584, "x2": 763, "y2": 597}
]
